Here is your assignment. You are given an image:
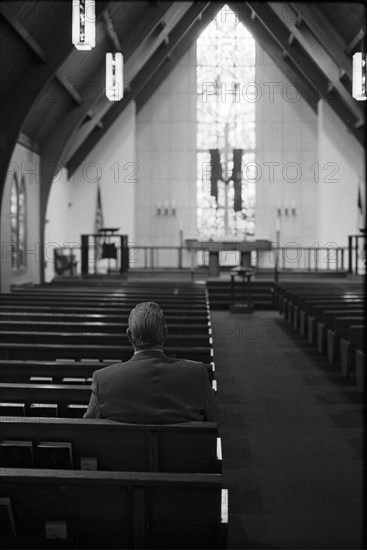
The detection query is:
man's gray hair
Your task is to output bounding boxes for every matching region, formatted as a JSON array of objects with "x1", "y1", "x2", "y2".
[{"x1": 128, "y1": 302, "x2": 167, "y2": 349}]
